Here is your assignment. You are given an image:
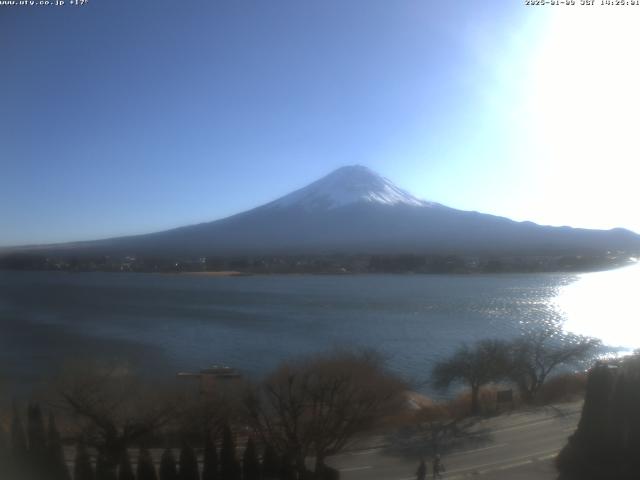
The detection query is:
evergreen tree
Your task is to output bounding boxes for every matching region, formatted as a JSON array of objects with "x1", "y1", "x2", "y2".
[
  {"x1": 11, "y1": 402, "x2": 27, "y2": 457},
  {"x1": 27, "y1": 403, "x2": 48, "y2": 470},
  {"x1": 0, "y1": 423, "x2": 10, "y2": 480},
  {"x1": 242, "y1": 437, "x2": 260, "y2": 480},
  {"x1": 279, "y1": 454, "x2": 295, "y2": 480},
  {"x1": 137, "y1": 447, "x2": 158, "y2": 480},
  {"x1": 97, "y1": 452, "x2": 118, "y2": 480},
  {"x1": 220, "y1": 425, "x2": 241, "y2": 480},
  {"x1": 74, "y1": 443, "x2": 95, "y2": 480},
  {"x1": 10, "y1": 402, "x2": 28, "y2": 475},
  {"x1": 47, "y1": 412, "x2": 71, "y2": 480},
  {"x1": 0, "y1": 423, "x2": 6, "y2": 456},
  {"x1": 117, "y1": 450, "x2": 135, "y2": 480},
  {"x1": 201, "y1": 433, "x2": 219, "y2": 480},
  {"x1": 261, "y1": 444, "x2": 280, "y2": 480},
  {"x1": 159, "y1": 448, "x2": 179, "y2": 480},
  {"x1": 179, "y1": 443, "x2": 199, "y2": 480}
]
